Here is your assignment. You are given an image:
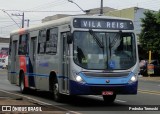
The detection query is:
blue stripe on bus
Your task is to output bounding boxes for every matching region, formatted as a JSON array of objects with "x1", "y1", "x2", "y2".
[
  {"x1": 8, "y1": 71, "x2": 67, "y2": 79},
  {"x1": 57, "y1": 76, "x2": 69, "y2": 79},
  {"x1": 9, "y1": 71, "x2": 49, "y2": 77},
  {"x1": 8, "y1": 72, "x2": 17, "y2": 74},
  {"x1": 26, "y1": 73, "x2": 49, "y2": 77}
]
